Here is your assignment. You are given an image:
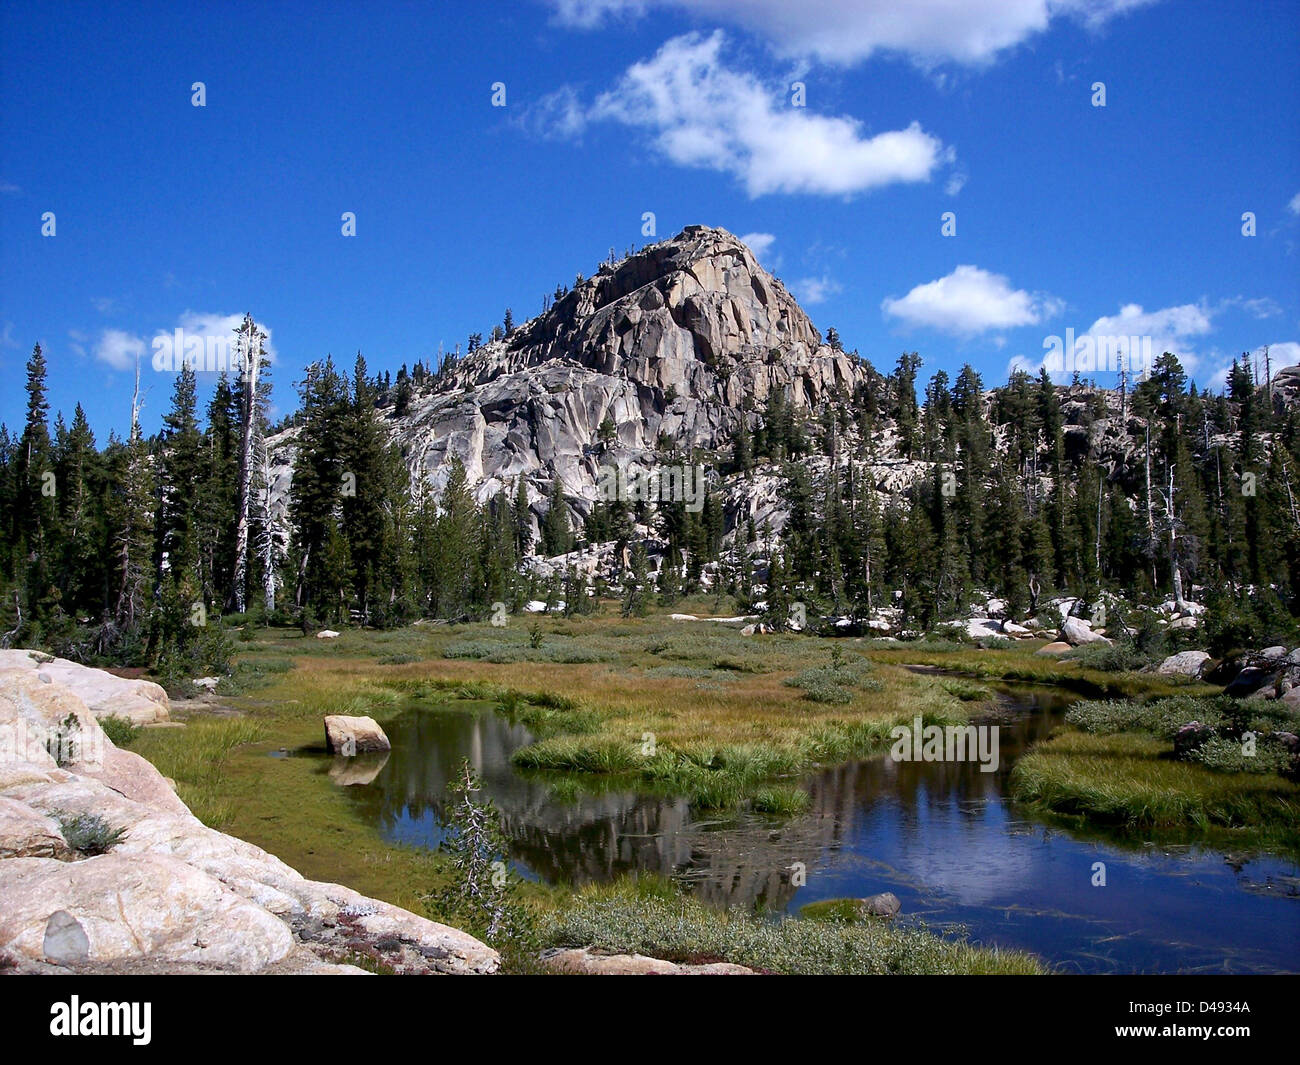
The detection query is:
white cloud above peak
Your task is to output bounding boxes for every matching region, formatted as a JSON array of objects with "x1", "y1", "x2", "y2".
[
  {"x1": 560, "y1": 31, "x2": 947, "y2": 197},
  {"x1": 739, "y1": 231, "x2": 776, "y2": 260},
  {"x1": 882, "y1": 264, "x2": 1060, "y2": 335}
]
